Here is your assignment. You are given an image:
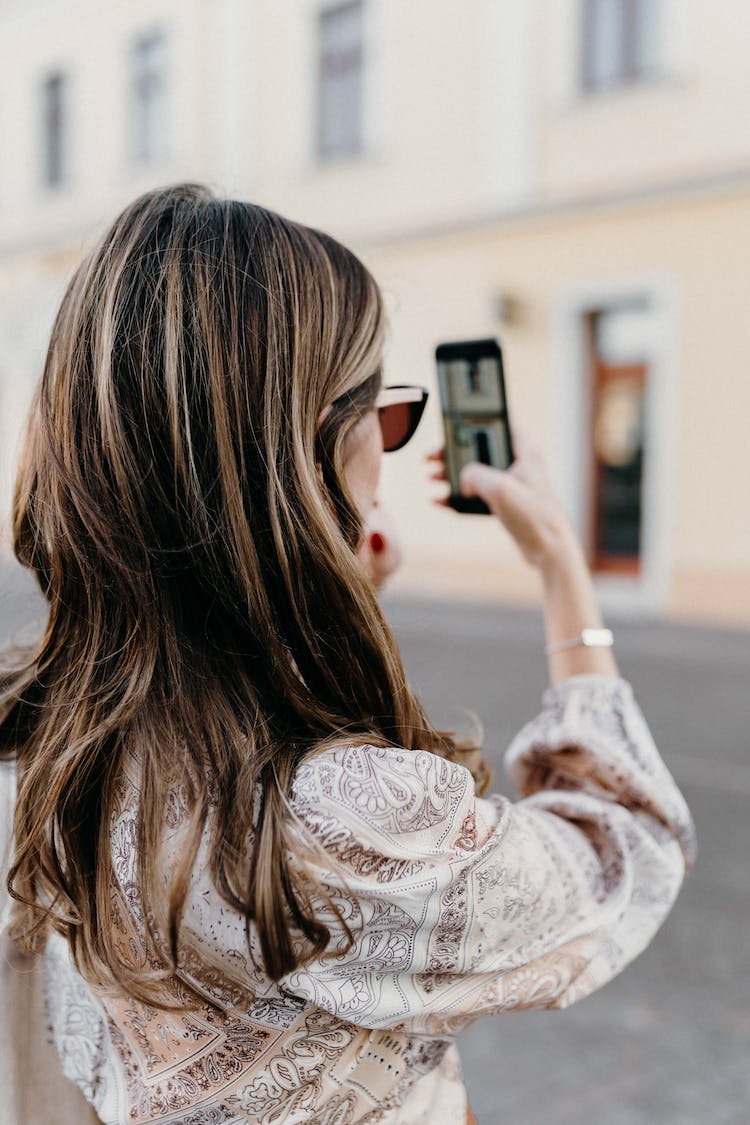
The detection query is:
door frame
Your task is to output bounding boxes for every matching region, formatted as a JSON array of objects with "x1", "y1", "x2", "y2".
[{"x1": 552, "y1": 275, "x2": 678, "y2": 617}]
